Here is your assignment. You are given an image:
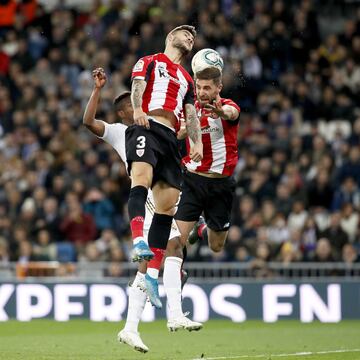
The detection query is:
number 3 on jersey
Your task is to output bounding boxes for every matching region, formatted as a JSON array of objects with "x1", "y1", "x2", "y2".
[{"x1": 136, "y1": 136, "x2": 146, "y2": 157}]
